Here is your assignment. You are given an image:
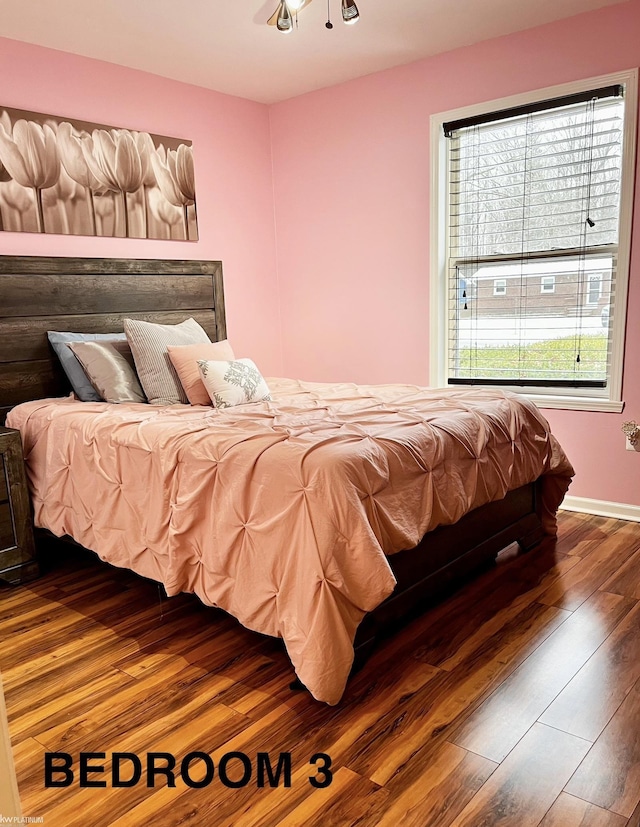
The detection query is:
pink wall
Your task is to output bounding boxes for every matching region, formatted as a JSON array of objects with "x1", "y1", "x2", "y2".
[
  {"x1": 0, "y1": 37, "x2": 282, "y2": 375},
  {"x1": 269, "y1": 0, "x2": 640, "y2": 507},
  {"x1": 2, "y1": 4, "x2": 639, "y2": 507}
]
